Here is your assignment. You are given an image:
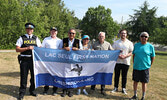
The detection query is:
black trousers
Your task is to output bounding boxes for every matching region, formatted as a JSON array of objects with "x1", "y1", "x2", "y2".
[
  {"x1": 44, "y1": 86, "x2": 58, "y2": 92},
  {"x1": 114, "y1": 64, "x2": 129, "y2": 88},
  {"x1": 91, "y1": 85, "x2": 105, "y2": 91},
  {"x1": 19, "y1": 59, "x2": 35, "y2": 95}
]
